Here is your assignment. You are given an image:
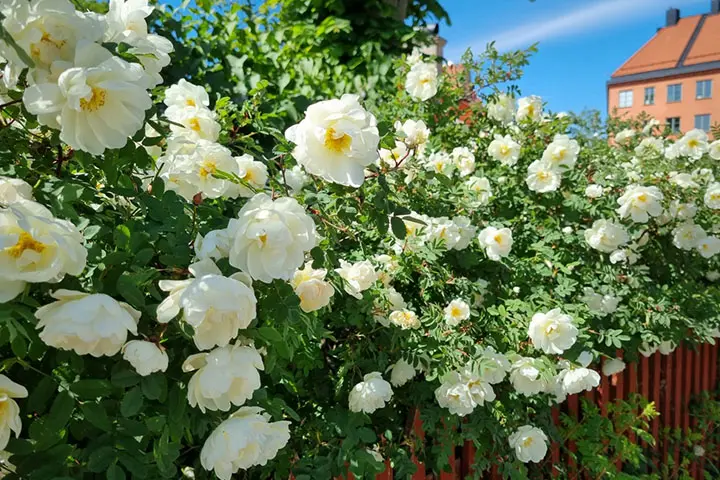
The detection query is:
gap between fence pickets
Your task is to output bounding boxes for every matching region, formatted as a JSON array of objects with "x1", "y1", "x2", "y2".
[{"x1": 292, "y1": 342, "x2": 718, "y2": 480}]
